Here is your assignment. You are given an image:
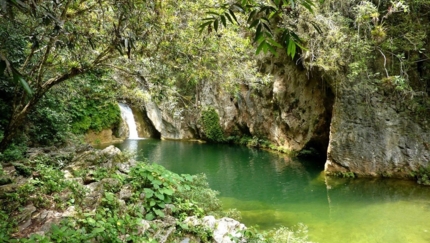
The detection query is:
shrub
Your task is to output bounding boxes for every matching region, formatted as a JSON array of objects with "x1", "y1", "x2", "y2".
[{"x1": 201, "y1": 107, "x2": 225, "y2": 143}]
